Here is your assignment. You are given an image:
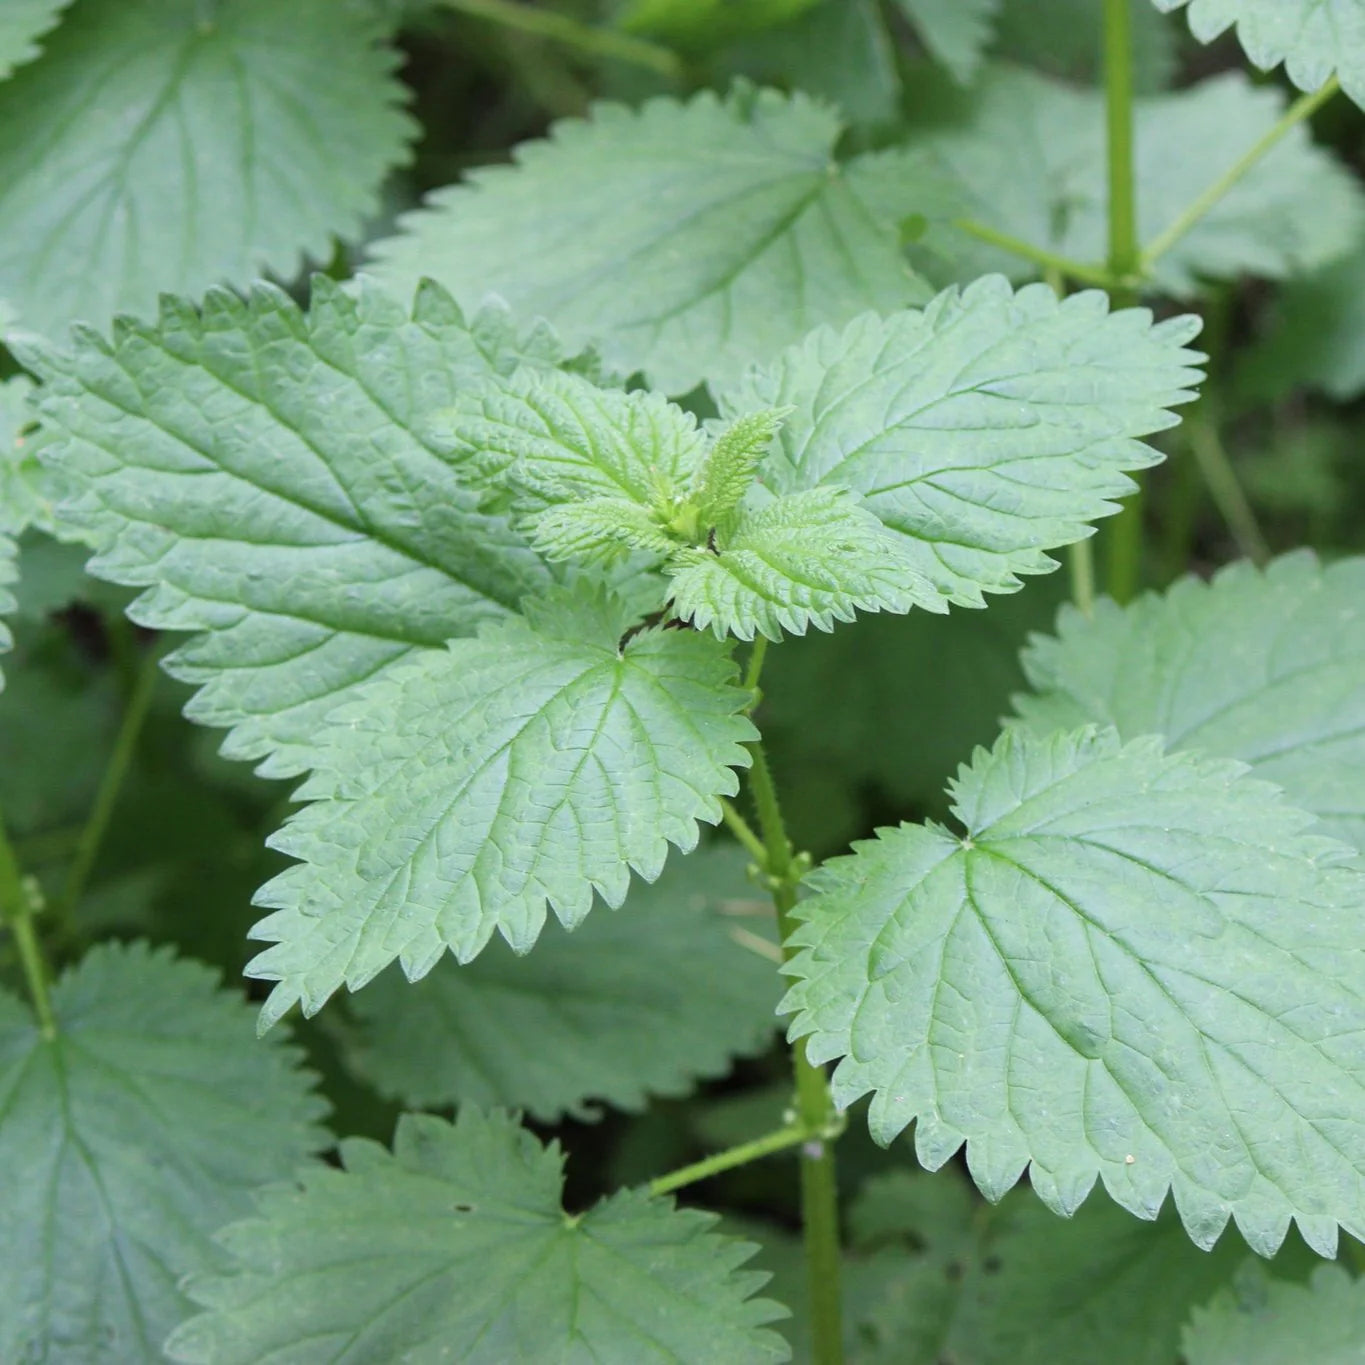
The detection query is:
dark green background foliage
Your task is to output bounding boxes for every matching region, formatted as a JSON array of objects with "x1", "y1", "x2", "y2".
[{"x1": 5, "y1": 1, "x2": 1365, "y2": 1361}]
